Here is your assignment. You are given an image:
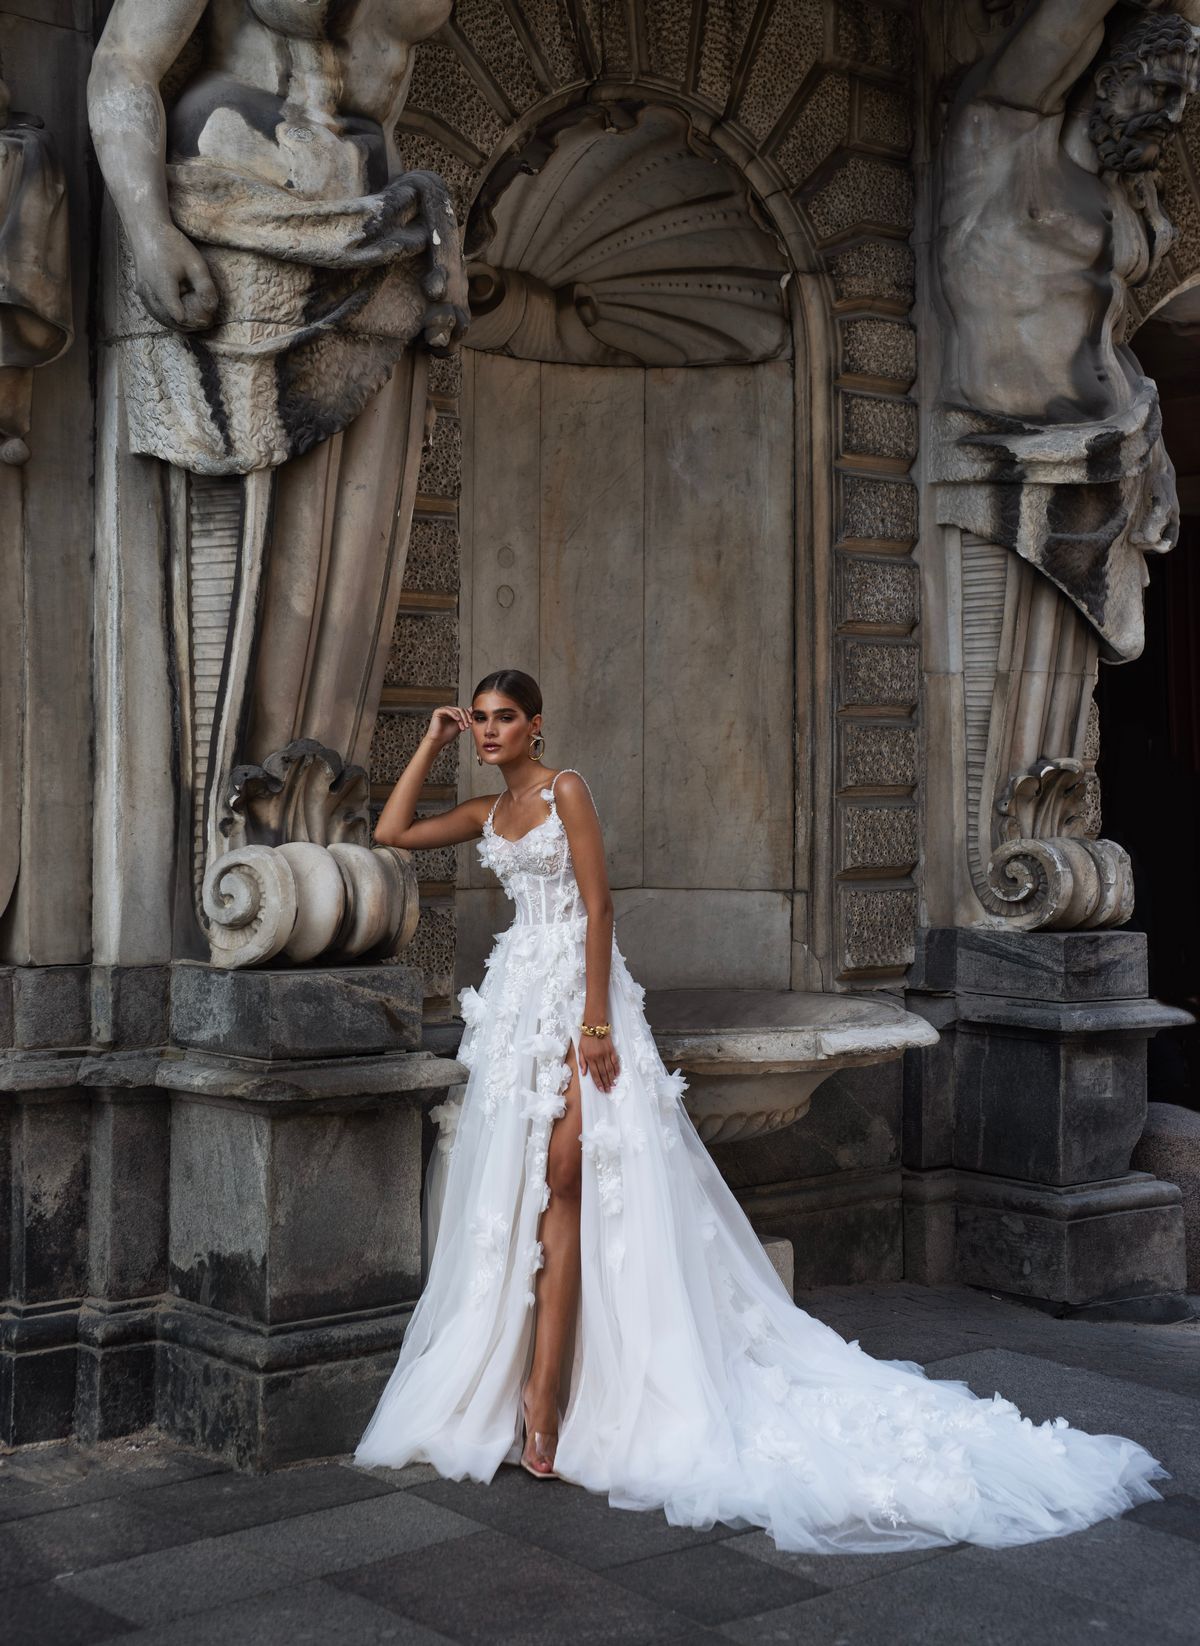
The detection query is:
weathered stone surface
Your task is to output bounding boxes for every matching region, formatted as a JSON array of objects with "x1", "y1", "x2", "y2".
[
  {"x1": 837, "y1": 555, "x2": 918, "y2": 631},
  {"x1": 170, "y1": 963, "x2": 424, "y2": 1061},
  {"x1": 953, "y1": 928, "x2": 1150, "y2": 1003},
  {"x1": 934, "y1": 2, "x2": 1195, "y2": 666},
  {"x1": 839, "y1": 722, "x2": 918, "y2": 791},
  {"x1": 1133, "y1": 1103, "x2": 1200, "y2": 1289},
  {"x1": 838, "y1": 889, "x2": 918, "y2": 975},
  {"x1": 416, "y1": 413, "x2": 462, "y2": 501},
  {"x1": 839, "y1": 639, "x2": 919, "y2": 709},
  {"x1": 826, "y1": 238, "x2": 914, "y2": 308},
  {"x1": 806, "y1": 157, "x2": 913, "y2": 243},
  {"x1": 711, "y1": 1058, "x2": 905, "y2": 1189},
  {"x1": 955, "y1": 1021, "x2": 1152, "y2": 1188},
  {"x1": 839, "y1": 319, "x2": 916, "y2": 386},
  {"x1": 841, "y1": 393, "x2": 917, "y2": 463},
  {"x1": 741, "y1": 1168, "x2": 904, "y2": 1289},
  {"x1": 400, "y1": 517, "x2": 460, "y2": 596},
  {"x1": 386, "y1": 613, "x2": 459, "y2": 692},
  {"x1": 157, "y1": 1312, "x2": 412, "y2": 1470},
  {"x1": 3, "y1": 964, "x2": 90, "y2": 1049},
  {"x1": 955, "y1": 1171, "x2": 1187, "y2": 1311},
  {"x1": 371, "y1": 712, "x2": 457, "y2": 788},
  {"x1": 901, "y1": 1167, "x2": 957, "y2": 1285},
  {"x1": 167, "y1": 1095, "x2": 423, "y2": 1325},
  {"x1": 90, "y1": 965, "x2": 169, "y2": 1049},
  {"x1": 839, "y1": 474, "x2": 918, "y2": 545},
  {"x1": 840, "y1": 805, "x2": 919, "y2": 874}
]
